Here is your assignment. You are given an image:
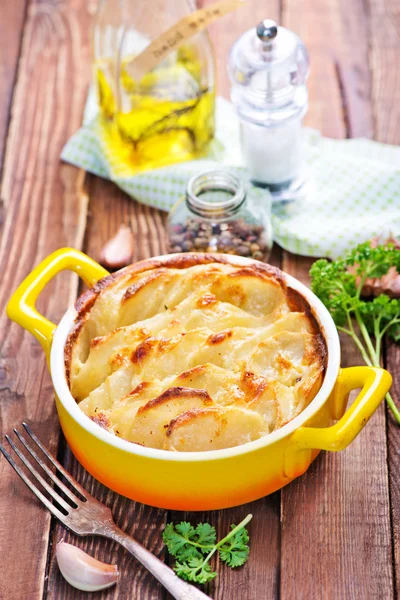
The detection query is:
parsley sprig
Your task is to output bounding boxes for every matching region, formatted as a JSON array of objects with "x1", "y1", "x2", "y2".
[
  {"x1": 310, "y1": 242, "x2": 400, "y2": 423},
  {"x1": 163, "y1": 514, "x2": 252, "y2": 584}
]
